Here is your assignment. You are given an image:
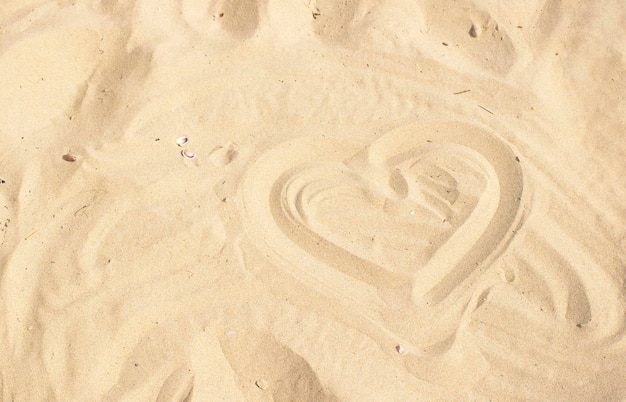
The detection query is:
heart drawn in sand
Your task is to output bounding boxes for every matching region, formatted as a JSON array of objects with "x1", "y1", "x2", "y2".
[{"x1": 240, "y1": 121, "x2": 524, "y2": 346}]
